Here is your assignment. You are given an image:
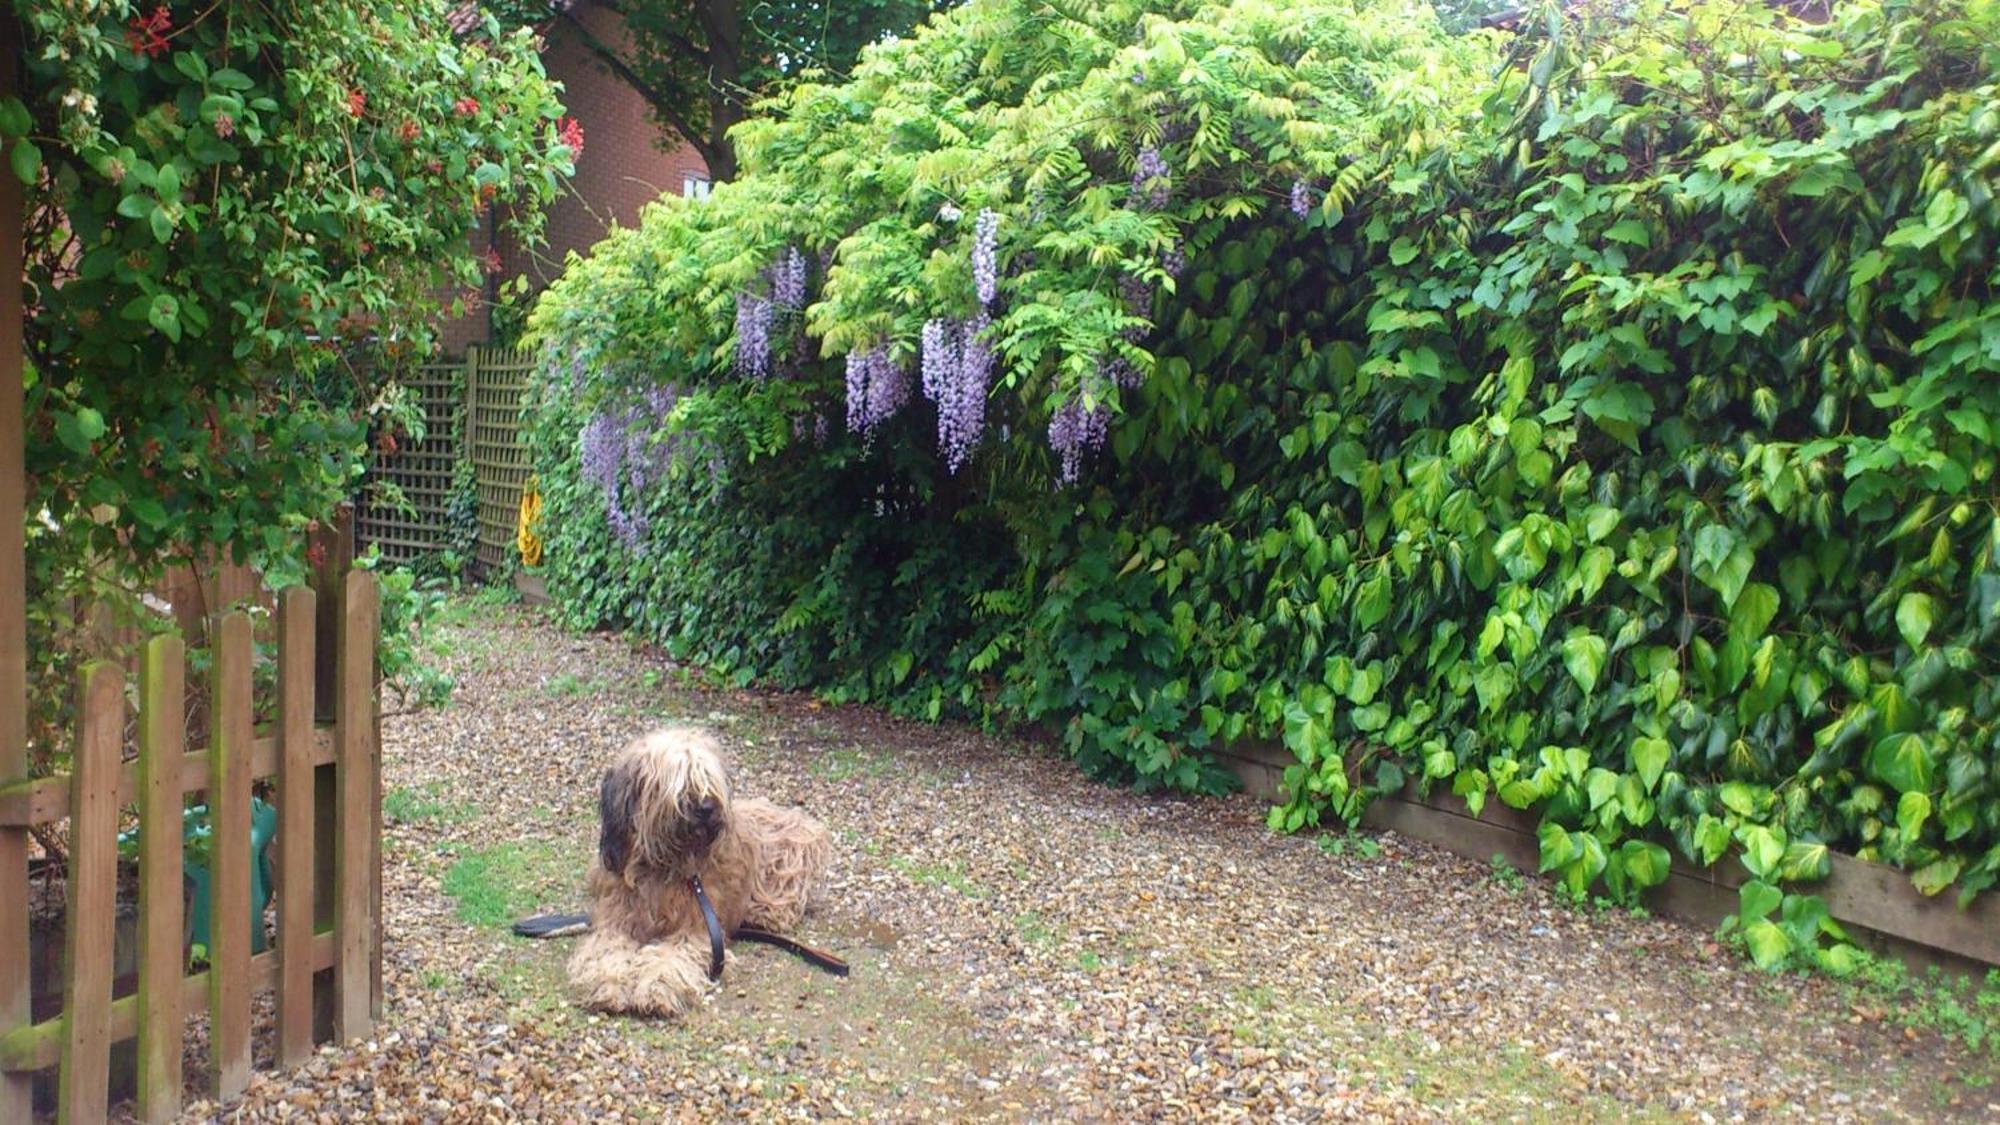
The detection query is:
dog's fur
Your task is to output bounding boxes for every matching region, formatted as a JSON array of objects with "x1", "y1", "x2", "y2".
[{"x1": 566, "y1": 726, "x2": 830, "y2": 1016}]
